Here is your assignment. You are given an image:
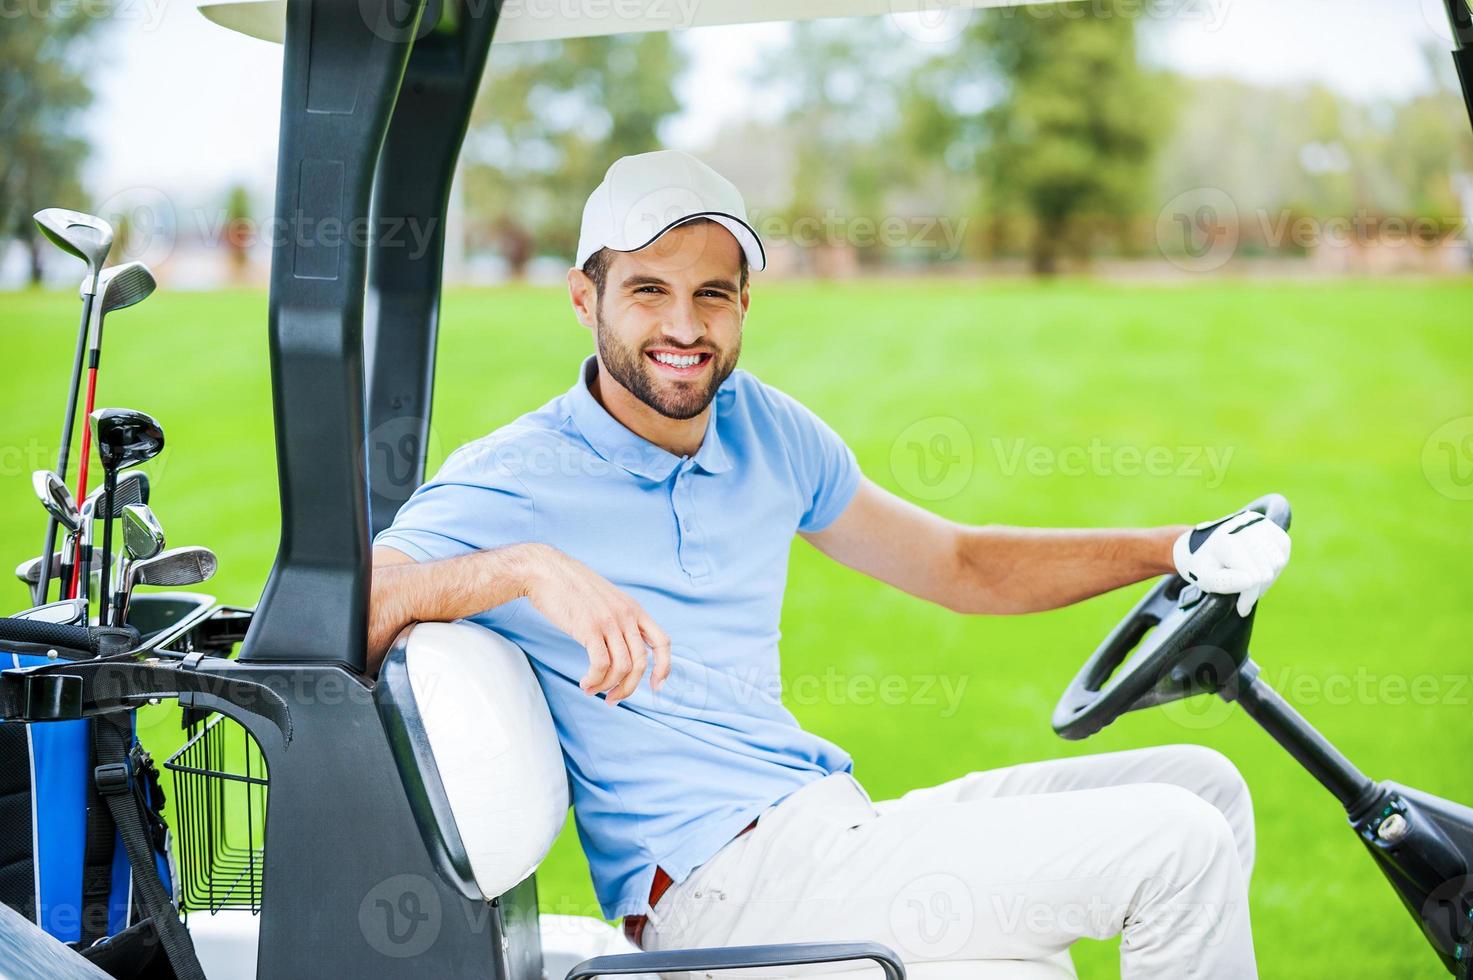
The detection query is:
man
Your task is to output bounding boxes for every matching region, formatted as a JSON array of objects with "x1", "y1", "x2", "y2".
[{"x1": 370, "y1": 150, "x2": 1290, "y2": 977}]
